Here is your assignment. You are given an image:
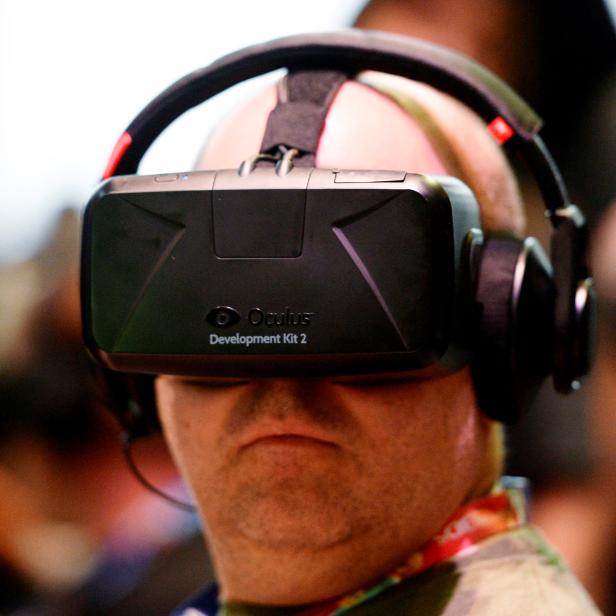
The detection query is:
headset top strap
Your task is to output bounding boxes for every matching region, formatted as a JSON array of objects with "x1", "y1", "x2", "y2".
[
  {"x1": 260, "y1": 70, "x2": 349, "y2": 167},
  {"x1": 104, "y1": 29, "x2": 569, "y2": 216}
]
